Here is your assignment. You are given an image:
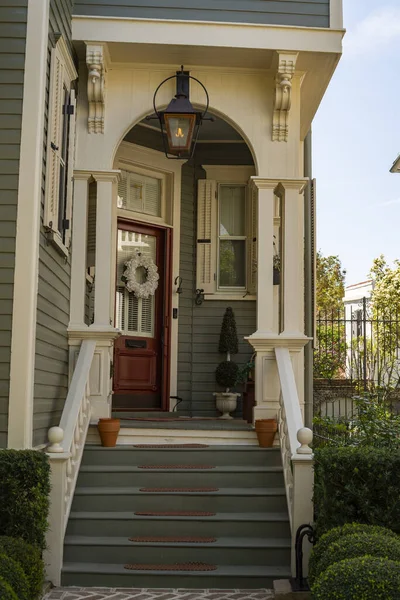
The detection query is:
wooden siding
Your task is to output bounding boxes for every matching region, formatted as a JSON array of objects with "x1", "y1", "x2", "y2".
[
  {"x1": 0, "y1": 0, "x2": 28, "y2": 448},
  {"x1": 177, "y1": 163, "x2": 256, "y2": 417},
  {"x1": 74, "y1": 0, "x2": 330, "y2": 28},
  {"x1": 33, "y1": 0, "x2": 74, "y2": 447}
]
